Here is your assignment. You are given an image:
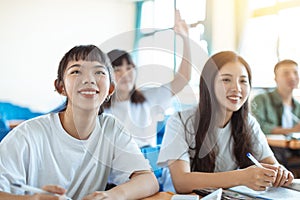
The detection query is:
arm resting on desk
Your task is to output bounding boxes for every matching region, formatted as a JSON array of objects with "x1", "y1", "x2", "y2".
[{"x1": 168, "y1": 159, "x2": 281, "y2": 194}]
